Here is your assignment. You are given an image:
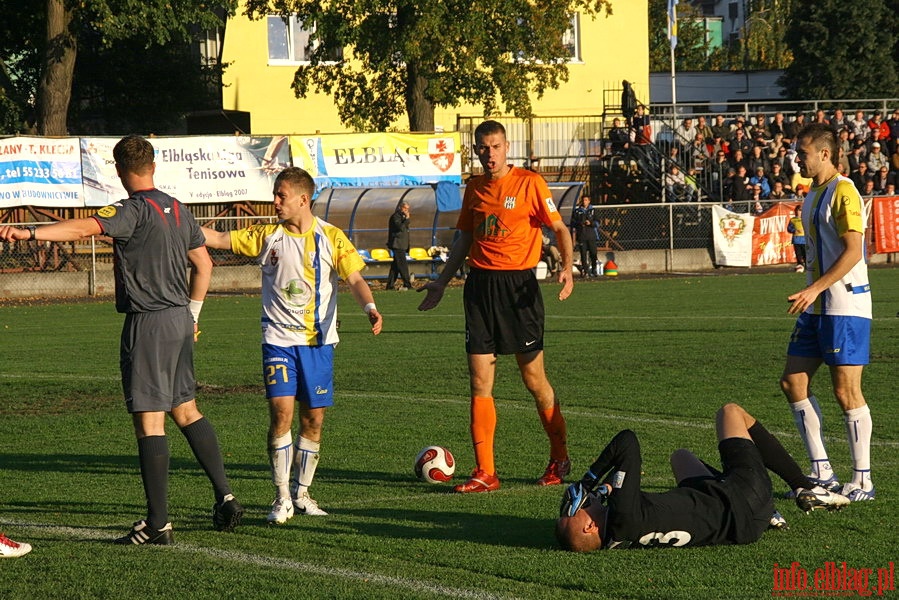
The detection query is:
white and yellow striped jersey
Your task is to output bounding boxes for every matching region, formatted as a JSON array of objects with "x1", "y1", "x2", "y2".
[
  {"x1": 229, "y1": 219, "x2": 365, "y2": 346},
  {"x1": 802, "y1": 175, "x2": 871, "y2": 318}
]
